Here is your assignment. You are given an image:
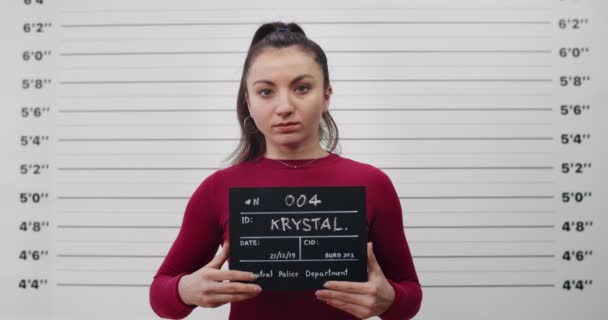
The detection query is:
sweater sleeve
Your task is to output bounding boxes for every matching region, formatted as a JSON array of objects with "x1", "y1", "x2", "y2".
[
  {"x1": 369, "y1": 169, "x2": 422, "y2": 320},
  {"x1": 149, "y1": 171, "x2": 223, "y2": 319}
]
